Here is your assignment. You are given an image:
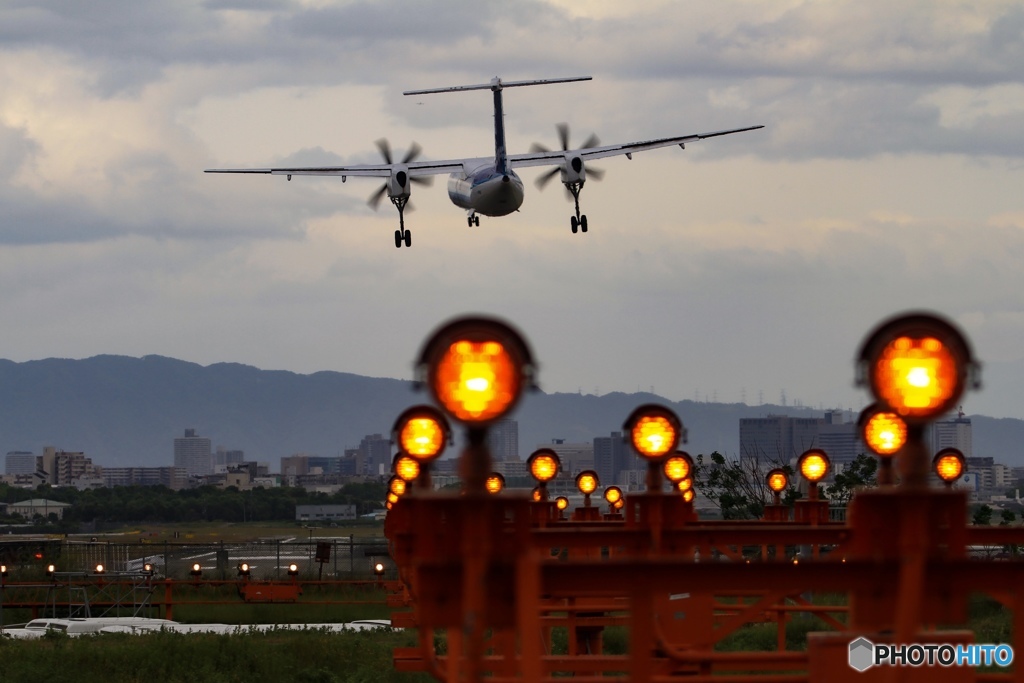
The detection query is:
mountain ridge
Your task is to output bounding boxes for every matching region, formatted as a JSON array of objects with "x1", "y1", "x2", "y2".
[{"x1": 1, "y1": 355, "x2": 1022, "y2": 468}]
